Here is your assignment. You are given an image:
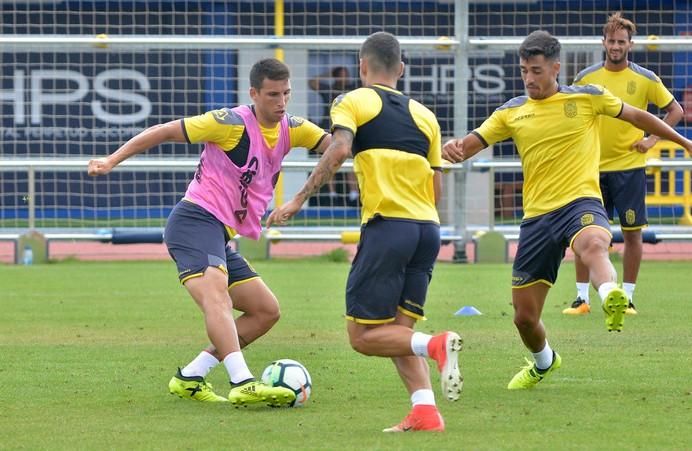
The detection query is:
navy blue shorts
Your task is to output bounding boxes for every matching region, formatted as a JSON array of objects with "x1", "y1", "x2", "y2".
[
  {"x1": 512, "y1": 198, "x2": 611, "y2": 287},
  {"x1": 600, "y1": 168, "x2": 648, "y2": 230},
  {"x1": 345, "y1": 217, "x2": 440, "y2": 324},
  {"x1": 164, "y1": 201, "x2": 259, "y2": 286}
]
